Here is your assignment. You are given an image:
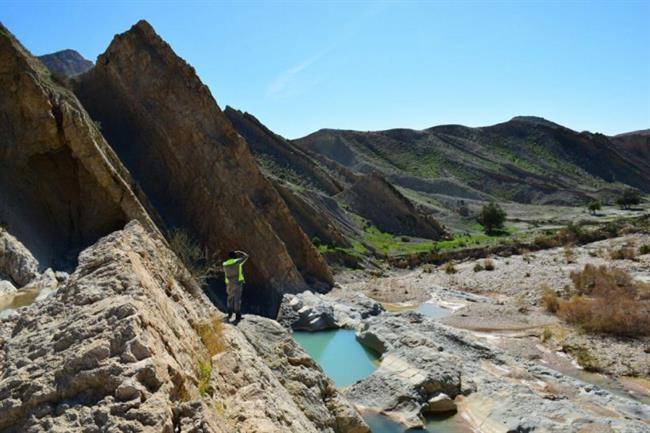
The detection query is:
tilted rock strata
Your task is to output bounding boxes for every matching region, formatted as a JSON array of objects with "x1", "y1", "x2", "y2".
[
  {"x1": 74, "y1": 20, "x2": 332, "y2": 315},
  {"x1": 340, "y1": 173, "x2": 447, "y2": 240},
  {"x1": 0, "y1": 24, "x2": 158, "y2": 270},
  {"x1": 224, "y1": 316, "x2": 369, "y2": 433},
  {"x1": 0, "y1": 221, "x2": 367, "y2": 433}
]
